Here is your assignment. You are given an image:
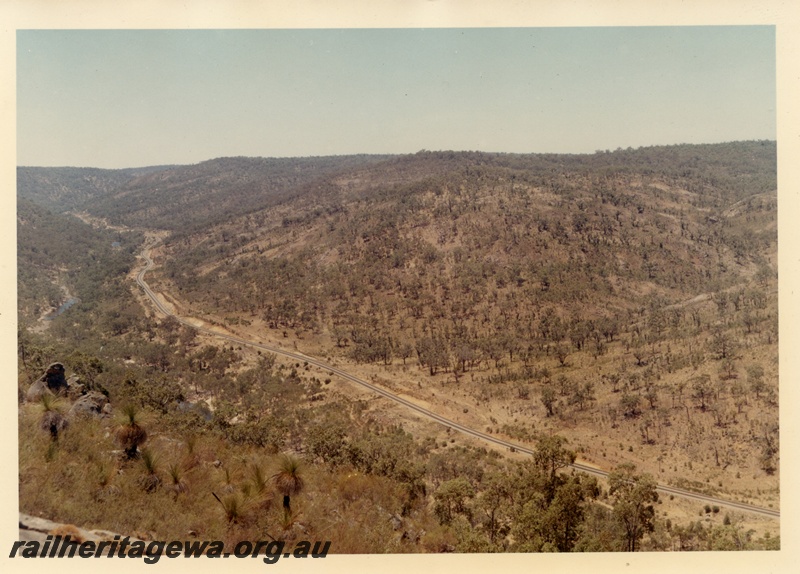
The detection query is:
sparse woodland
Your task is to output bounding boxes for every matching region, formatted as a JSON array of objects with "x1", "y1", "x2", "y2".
[{"x1": 17, "y1": 141, "x2": 779, "y2": 552}]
